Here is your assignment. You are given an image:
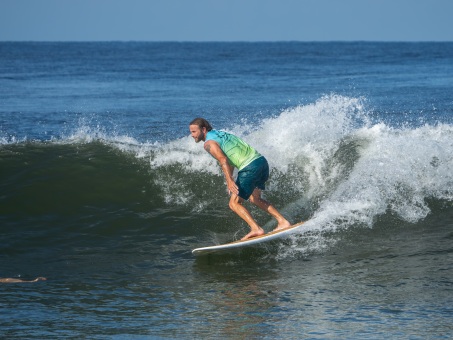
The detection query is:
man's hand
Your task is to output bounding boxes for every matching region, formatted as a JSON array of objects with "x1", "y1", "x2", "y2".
[{"x1": 226, "y1": 176, "x2": 239, "y2": 196}]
